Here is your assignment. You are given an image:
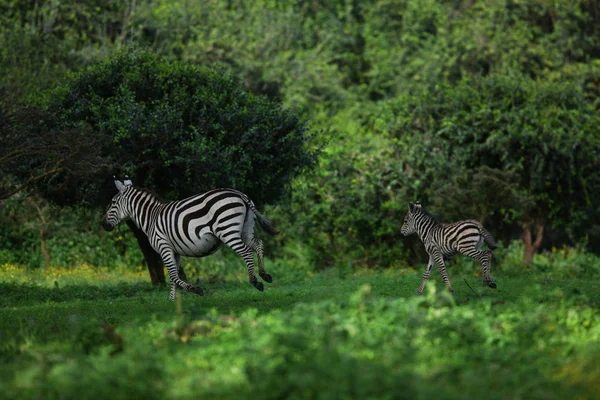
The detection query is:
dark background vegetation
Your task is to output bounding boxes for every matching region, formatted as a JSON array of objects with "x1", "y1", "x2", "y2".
[
  {"x1": 1, "y1": 0, "x2": 600, "y2": 274},
  {"x1": 2, "y1": 2, "x2": 600, "y2": 399}
]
